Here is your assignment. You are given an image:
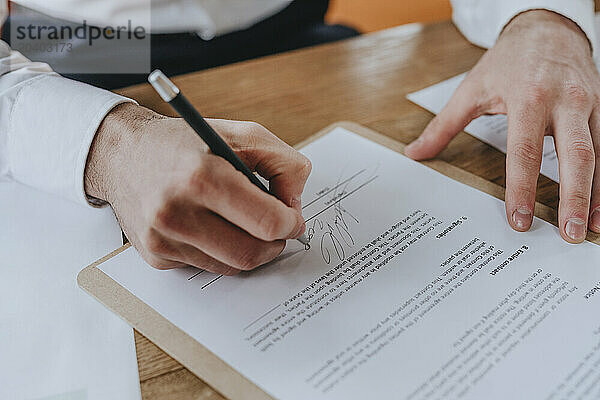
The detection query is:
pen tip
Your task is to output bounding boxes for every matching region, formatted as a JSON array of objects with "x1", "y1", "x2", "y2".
[{"x1": 297, "y1": 233, "x2": 311, "y2": 249}]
